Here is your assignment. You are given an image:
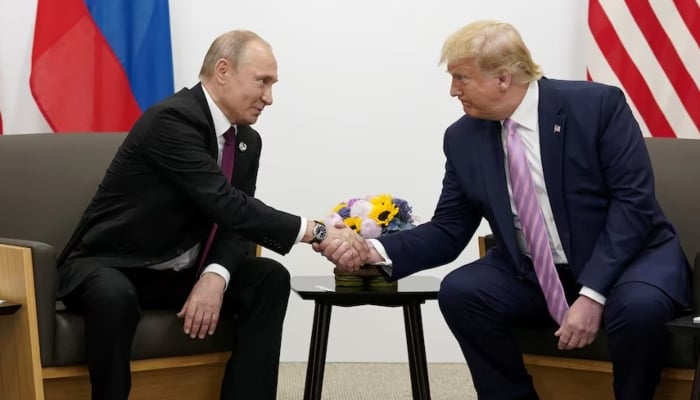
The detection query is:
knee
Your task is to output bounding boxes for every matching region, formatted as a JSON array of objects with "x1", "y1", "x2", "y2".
[
  {"x1": 256, "y1": 258, "x2": 291, "y2": 298},
  {"x1": 438, "y1": 270, "x2": 477, "y2": 318},
  {"x1": 604, "y1": 288, "x2": 673, "y2": 334},
  {"x1": 92, "y1": 286, "x2": 140, "y2": 323},
  {"x1": 79, "y1": 270, "x2": 140, "y2": 322},
  {"x1": 265, "y1": 259, "x2": 291, "y2": 292}
]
